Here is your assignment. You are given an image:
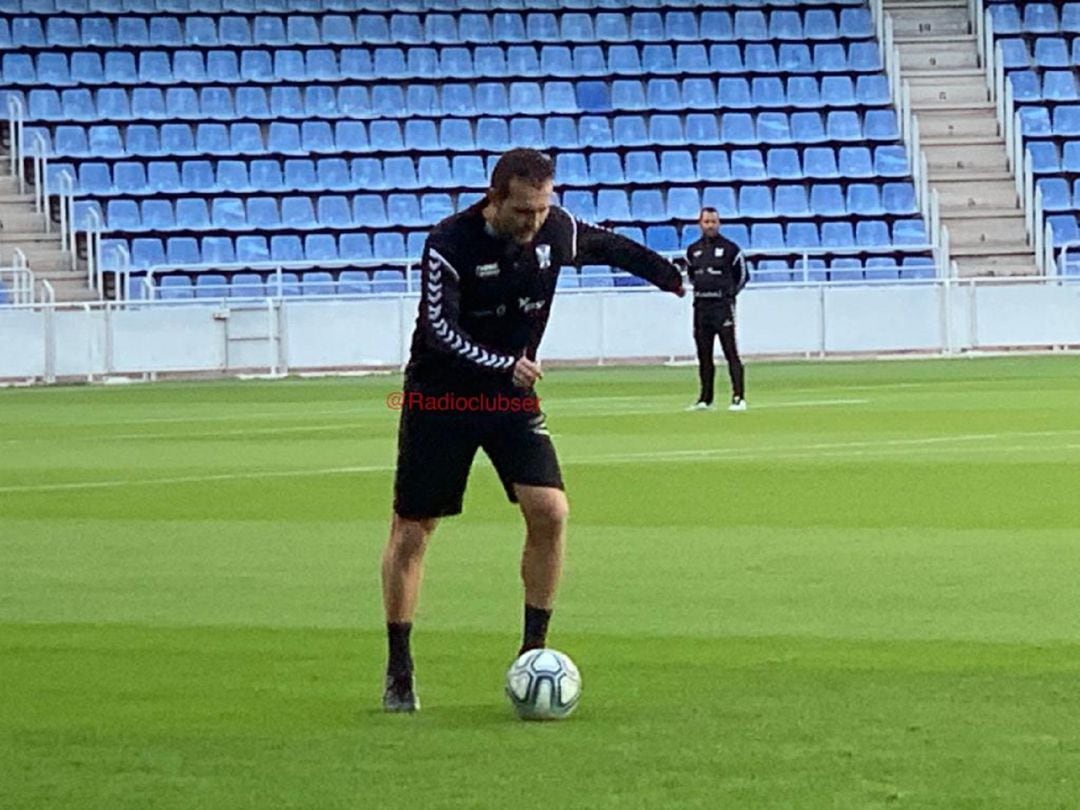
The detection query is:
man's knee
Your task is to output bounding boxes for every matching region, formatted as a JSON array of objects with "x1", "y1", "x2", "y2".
[
  {"x1": 388, "y1": 513, "x2": 438, "y2": 559},
  {"x1": 519, "y1": 488, "x2": 569, "y2": 539}
]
